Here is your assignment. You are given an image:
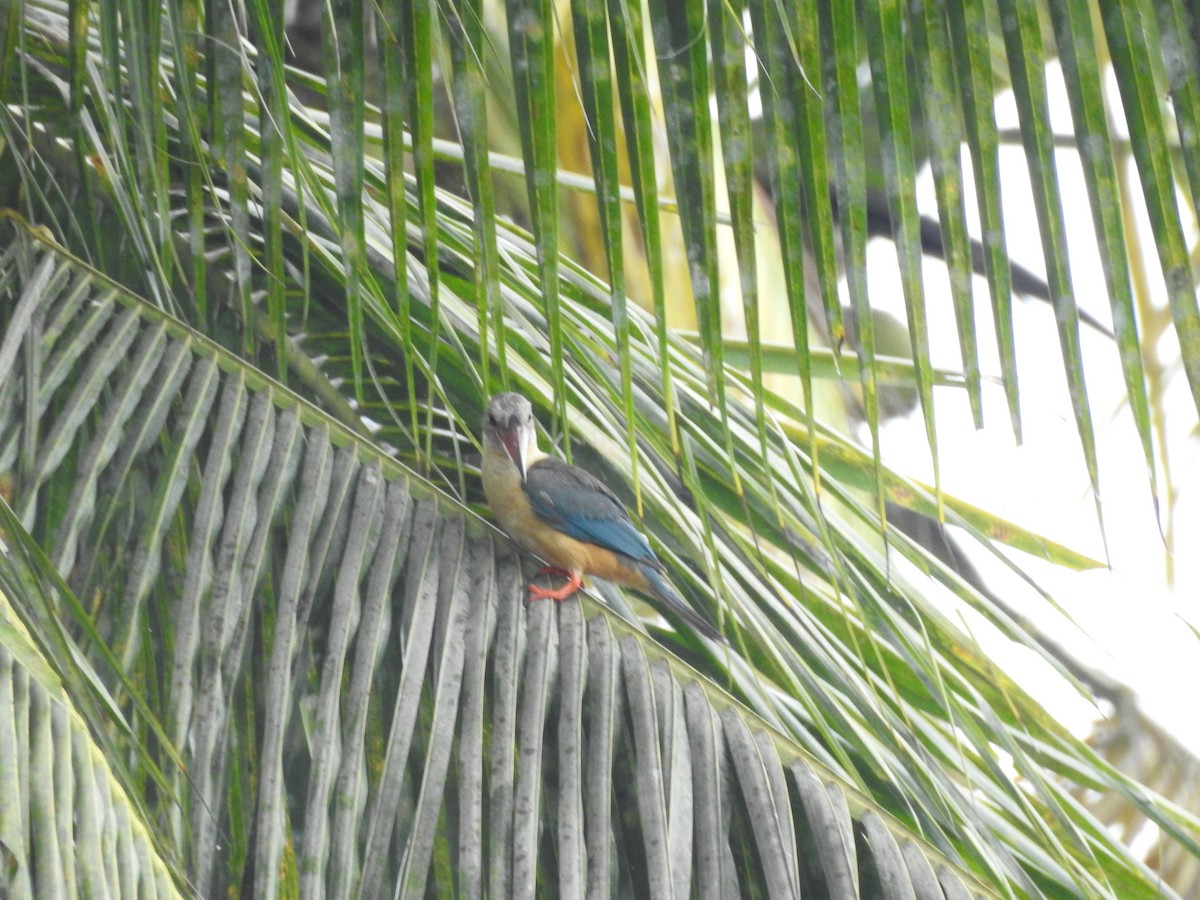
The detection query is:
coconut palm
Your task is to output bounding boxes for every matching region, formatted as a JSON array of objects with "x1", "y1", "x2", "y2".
[{"x1": 1, "y1": 0, "x2": 1198, "y2": 896}]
